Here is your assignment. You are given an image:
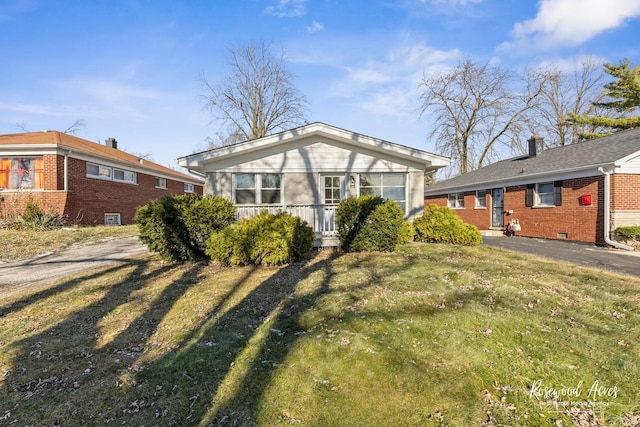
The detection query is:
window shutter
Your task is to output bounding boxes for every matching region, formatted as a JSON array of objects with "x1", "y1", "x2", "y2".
[
  {"x1": 525, "y1": 184, "x2": 534, "y2": 207},
  {"x1": 554, "y1": 181, "x2": 563, "y2": 206}
]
